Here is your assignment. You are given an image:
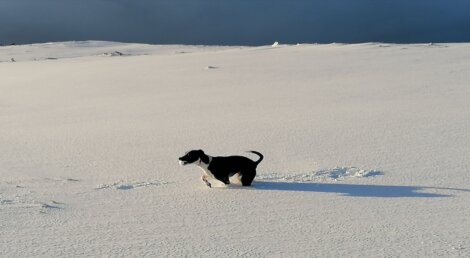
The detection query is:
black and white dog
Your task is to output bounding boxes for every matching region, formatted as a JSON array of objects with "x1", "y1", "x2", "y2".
[{"x1": 179, "y1": 150, "x2": 263, "y2": 187}]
